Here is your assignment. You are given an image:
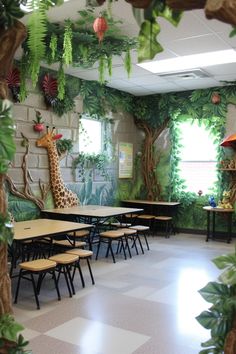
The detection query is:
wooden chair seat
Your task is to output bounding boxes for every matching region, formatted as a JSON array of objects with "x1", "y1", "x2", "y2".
[
  {"x1": 110, "y1": 222, "x2": 132, "y2": 228},
  {"x1": 99, "y1": 230, "x2": 125, "y2": 238},
  {"x1": 53, "y1": 240, "x2": 86, "y2": 248},
  {"x1": 129, "y1": 225, "x2": 150, "y2": 251},
  {"x1": 66, "y1": 249, "x2": 93, "y2": 258},
  {"x1": 119, "y1": 228, "x2": 137, "y2": 235},
  {"x1": 66, "y1": 249, "x2": 95, "y2": 286},
  {"x1": 96, "y1": 230, "x2": 129, "y2": 263},
  {"x1": 19, "y1": 259, "x2": 56, "y2": 271},
  {"x1": 155, "y1": 216, "x2": 172, "y2": 221},
  {"x1": 130, "y1": 225, "x2": 149, "y2": 231},
  {"x1": 49, "y1": 253, "x2": 79, "y2": 297},
  {"x1": 14, "y1": 258, "x2": 60, "y2": 310},
  {"x1": 154, "y1": 216, "x2": 173, "y2": 238},
  {"x1": 137, "y1": 214, "x2": 155, "y2": 220},
  {"x1": 49, "y1": 253, "x2": 79, "y2": 264}
]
